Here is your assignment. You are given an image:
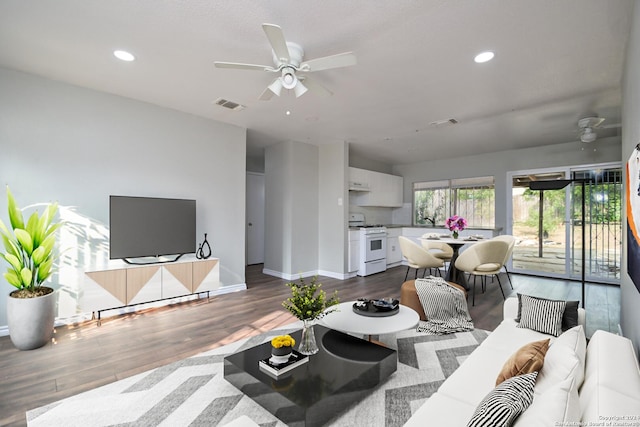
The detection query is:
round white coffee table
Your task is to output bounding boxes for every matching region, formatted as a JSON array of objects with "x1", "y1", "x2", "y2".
[{"x1": 320, "y1": 301, "x2": 419, "y2": 339}]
